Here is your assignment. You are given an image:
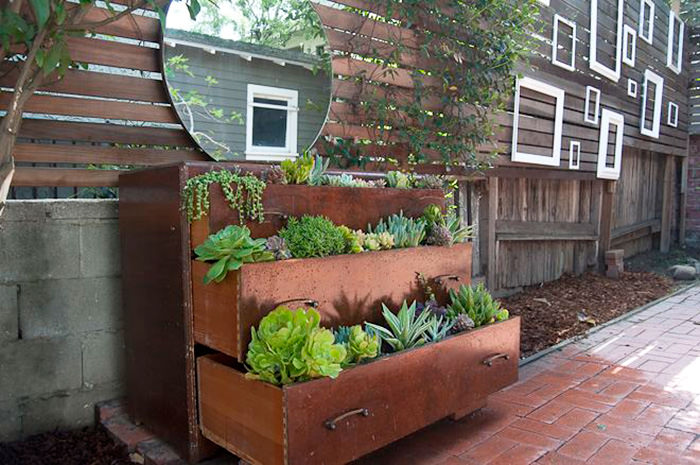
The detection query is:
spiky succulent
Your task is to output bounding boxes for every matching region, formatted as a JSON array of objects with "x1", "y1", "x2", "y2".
[
  {"x1": 426, "y1": 224, "x2": 453, "y2": 246},
  {"x1": 365, "y1": 301, "x2": 433, "y2": 352},
  {"x1": 265, "y1": 235, "x2": 292, "y2": 260},
  {"x1": 369, "y1": 211, "x2": 426, "y2": 248},
  {"x1": 447, "y1": 283, "x2": 508, "y2": 328},
  {"x1": 426, "y1": 315, "x2": 455, "y2": 342},
  {"x1": 447, "y1": 214, "x2": 474, "y2": 244},
  {"x1": 307, "y1": 154, "x2": 330, "y2": 186}
]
